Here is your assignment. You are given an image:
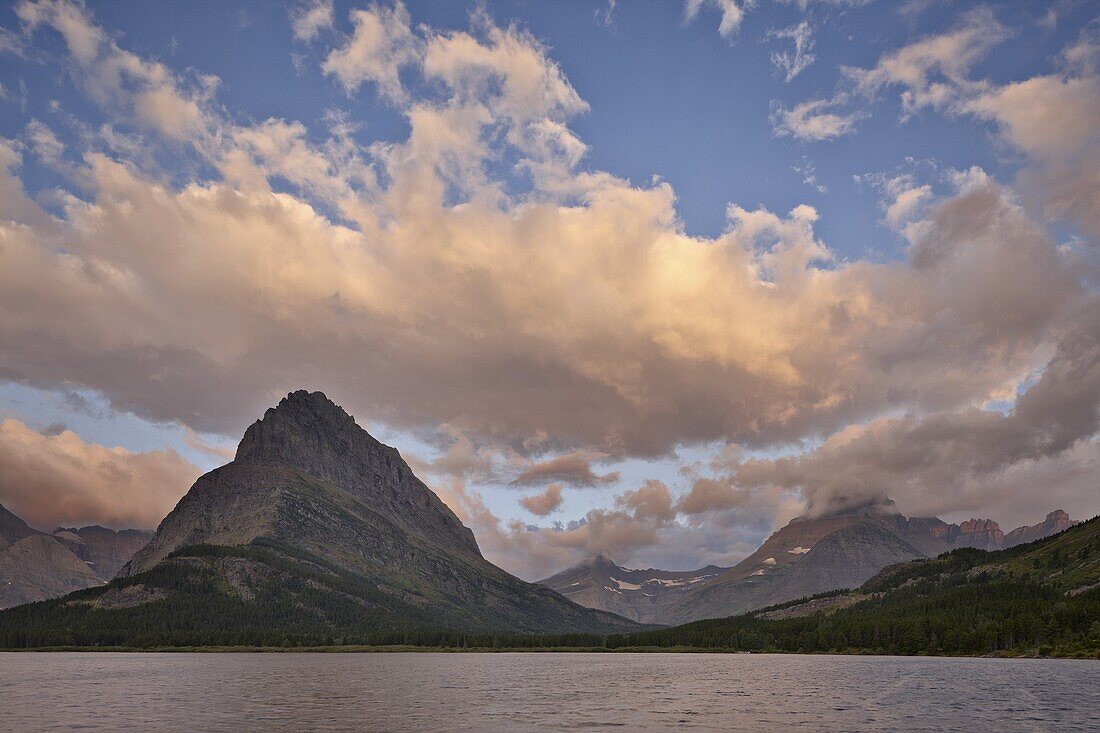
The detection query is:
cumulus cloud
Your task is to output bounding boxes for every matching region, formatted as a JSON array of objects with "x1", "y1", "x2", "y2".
[
  {"x1": 1, "y1": 1, "x2": 1098, "y2": 574},
  {"x1": 520, "y1": 483, "x2": 564, "y2": 516},
  {"x1": 0, "y1": 4, "x2": 1080, "y2": 465},
  {"x1": 0, "y1": 419, "x2": 200, "y2": 530},
  {"x1": 725, "y1": 294, "x2": 1100, "y2": 521}
]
